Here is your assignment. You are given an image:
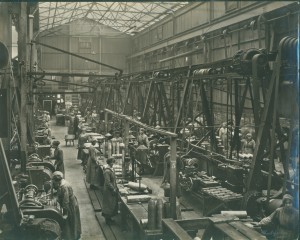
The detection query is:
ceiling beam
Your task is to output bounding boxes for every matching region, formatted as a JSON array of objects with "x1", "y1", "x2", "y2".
[
  {"x1": 135, "y1": 3, "x2": 183, "y2": 31},
  {"x1": 69, "y1": 2, "x2": 79, "y2": 22},
  {"x1": 51, "y1": 2, "x2": 58, "y2": 29},
  {"x1": 40, "y1": 3, "x2": 91, "y2": 21},
  {"x1": 40, "y1": 4, "x2": 80, "y2": 20},
  {"x1": 46, "y1": 2, "x2": 52, "y2": 30},
  {"x1": 84, "y1": 2, "x2": 95, "y2": 18}
]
